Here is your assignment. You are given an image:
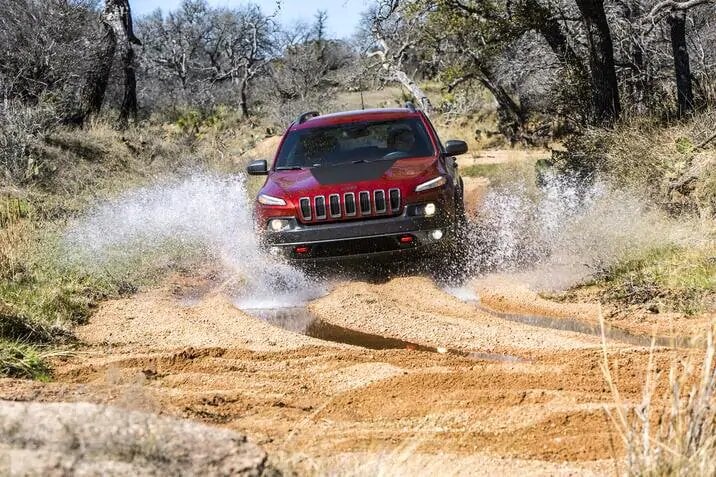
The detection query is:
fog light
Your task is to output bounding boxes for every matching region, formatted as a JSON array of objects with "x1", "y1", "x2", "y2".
[
  {"x1": 269, "y1": 247, "x2": 282, "y2": 256},
  {"x1": 268, "y1": 218, "x2": 291, "y2": 232},
  {"x1": 431, "y1": 229, "x2": 443, "y2": 240},
  {"x1": 424, "y1": 202, "x2": 436, "y2": 217}
]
